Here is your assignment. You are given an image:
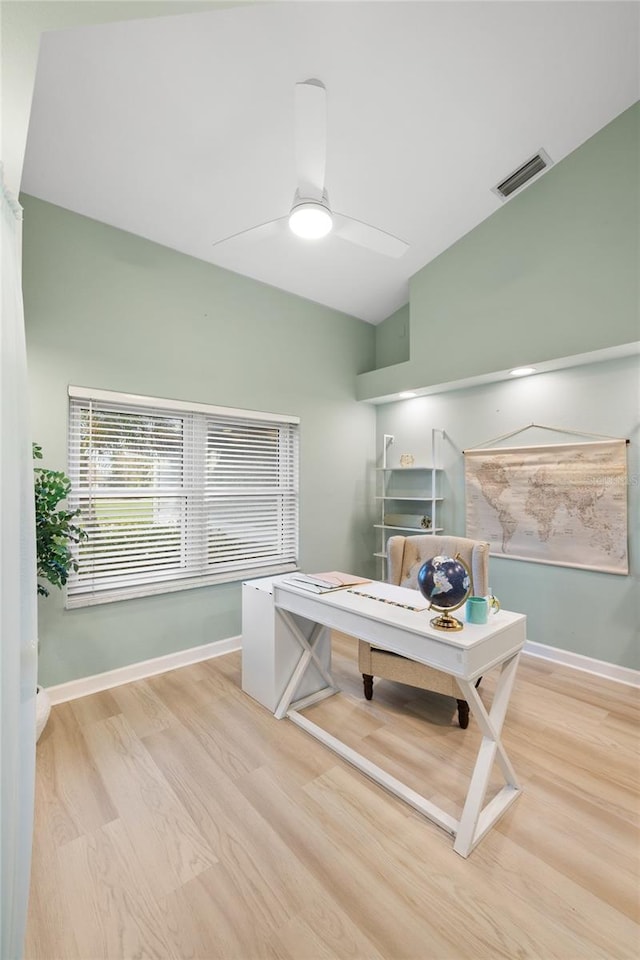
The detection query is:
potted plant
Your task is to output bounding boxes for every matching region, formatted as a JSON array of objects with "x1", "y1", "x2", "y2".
[{"x1": 33, "y1": 443, "x2": 87, "y2": 739}]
